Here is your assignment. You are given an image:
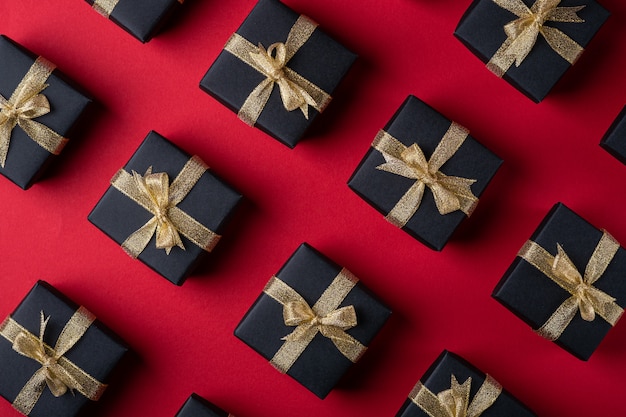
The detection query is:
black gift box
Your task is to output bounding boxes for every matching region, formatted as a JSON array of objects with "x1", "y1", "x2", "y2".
[
  {"x1": 454, "y1": 0, "x2": 610, "y2": 103},
  {"x1": 234, "y1": 243, "x2": 392, "y2": 399},
  {"x1": 347, "y1": 95, "x2": 502, "y2": 251},
  {"x1": 493, "y1": 203, "x2": 626, "y2": 360},
  {"x1": 175, "y1": 394, "x2": 230, "y2": 417},
  {"x1": 199, "y1": 0, "x2": 357, "y2": 148},
  {"x1": 0, "y1": 35, "x2": 91, "y2": 189},
  {"x1": 0, "y1": 281, "x2": 129, "y2": 417},
  {"x1": 600, "y1": 105, "x2": 626, "y2": 165},
  {"x1": 84, "y1": 0, "x2": 182, "y2": 43},
  {"x1": 88, "y1": 131, "x2": 243, "y2": 286},
  {"x1": 395, "y1": 351, "x2": 536, "y2": 417}
]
